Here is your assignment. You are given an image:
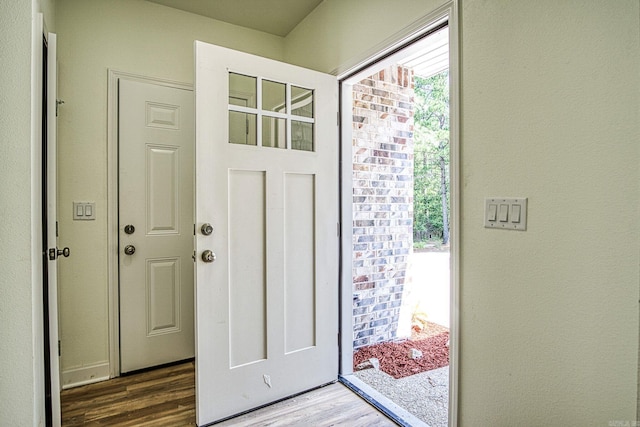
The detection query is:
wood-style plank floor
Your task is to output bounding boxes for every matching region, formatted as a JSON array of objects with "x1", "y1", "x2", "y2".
[
  {"x1": 61, "y1": 361, "x2": 395, "y2": 426},
  {"x1": 61, "y1": 361, "x2": 195, "y2": 426}
]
